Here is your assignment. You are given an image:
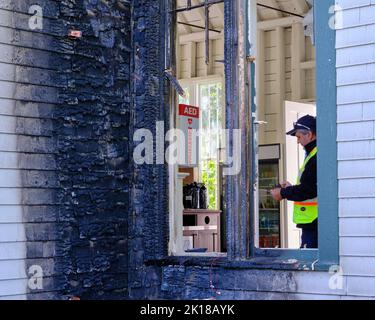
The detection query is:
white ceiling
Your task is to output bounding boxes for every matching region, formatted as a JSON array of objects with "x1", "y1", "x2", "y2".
[{"x1": 176, "y1": 0, "x2": 311, "y2": 35}]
